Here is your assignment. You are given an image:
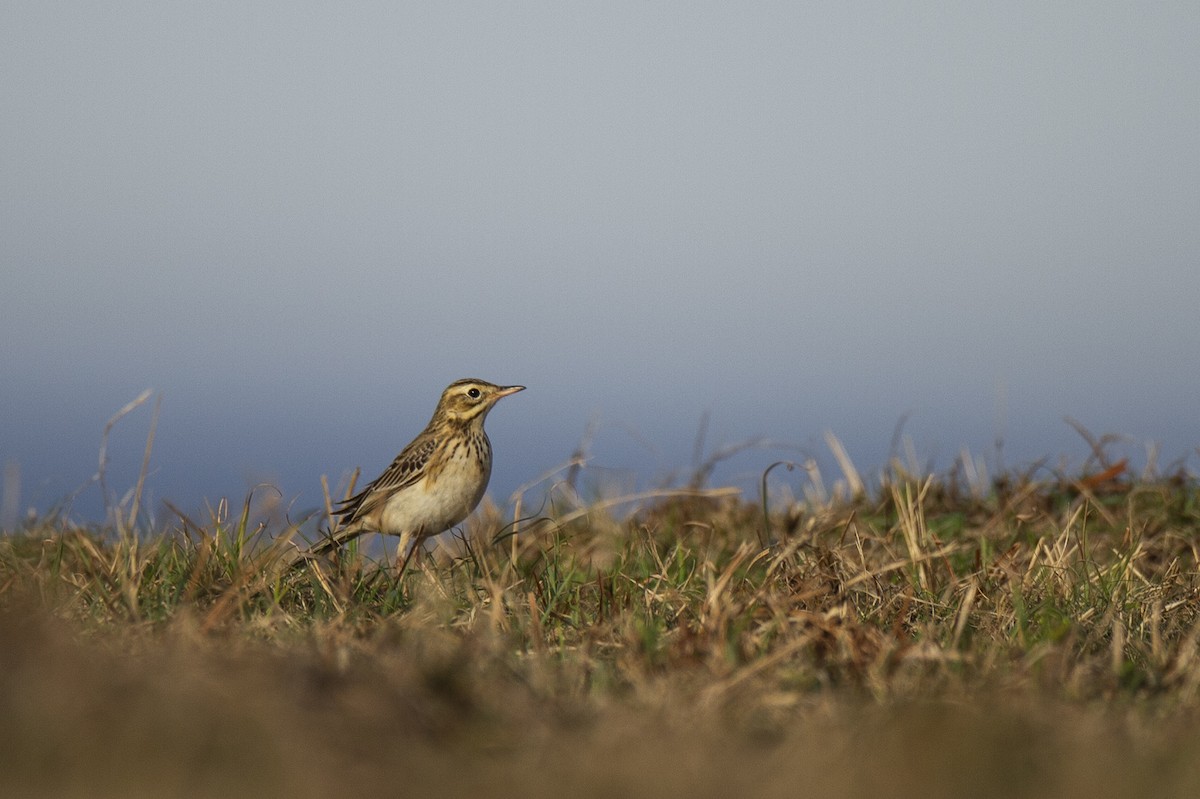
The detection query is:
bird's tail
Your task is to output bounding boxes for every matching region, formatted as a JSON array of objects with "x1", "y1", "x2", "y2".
[{"x1": 284, "y1": 522, "x2": 367, "y2": 572}]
